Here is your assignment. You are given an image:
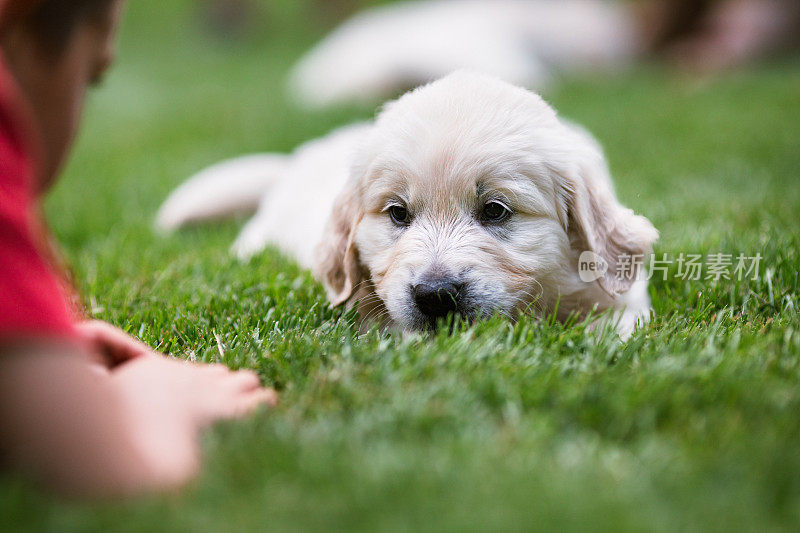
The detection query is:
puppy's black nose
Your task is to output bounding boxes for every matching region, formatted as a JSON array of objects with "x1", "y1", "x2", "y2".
[{"x1": 413, "y1": 280, "x2": 461, "y2": 319}]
